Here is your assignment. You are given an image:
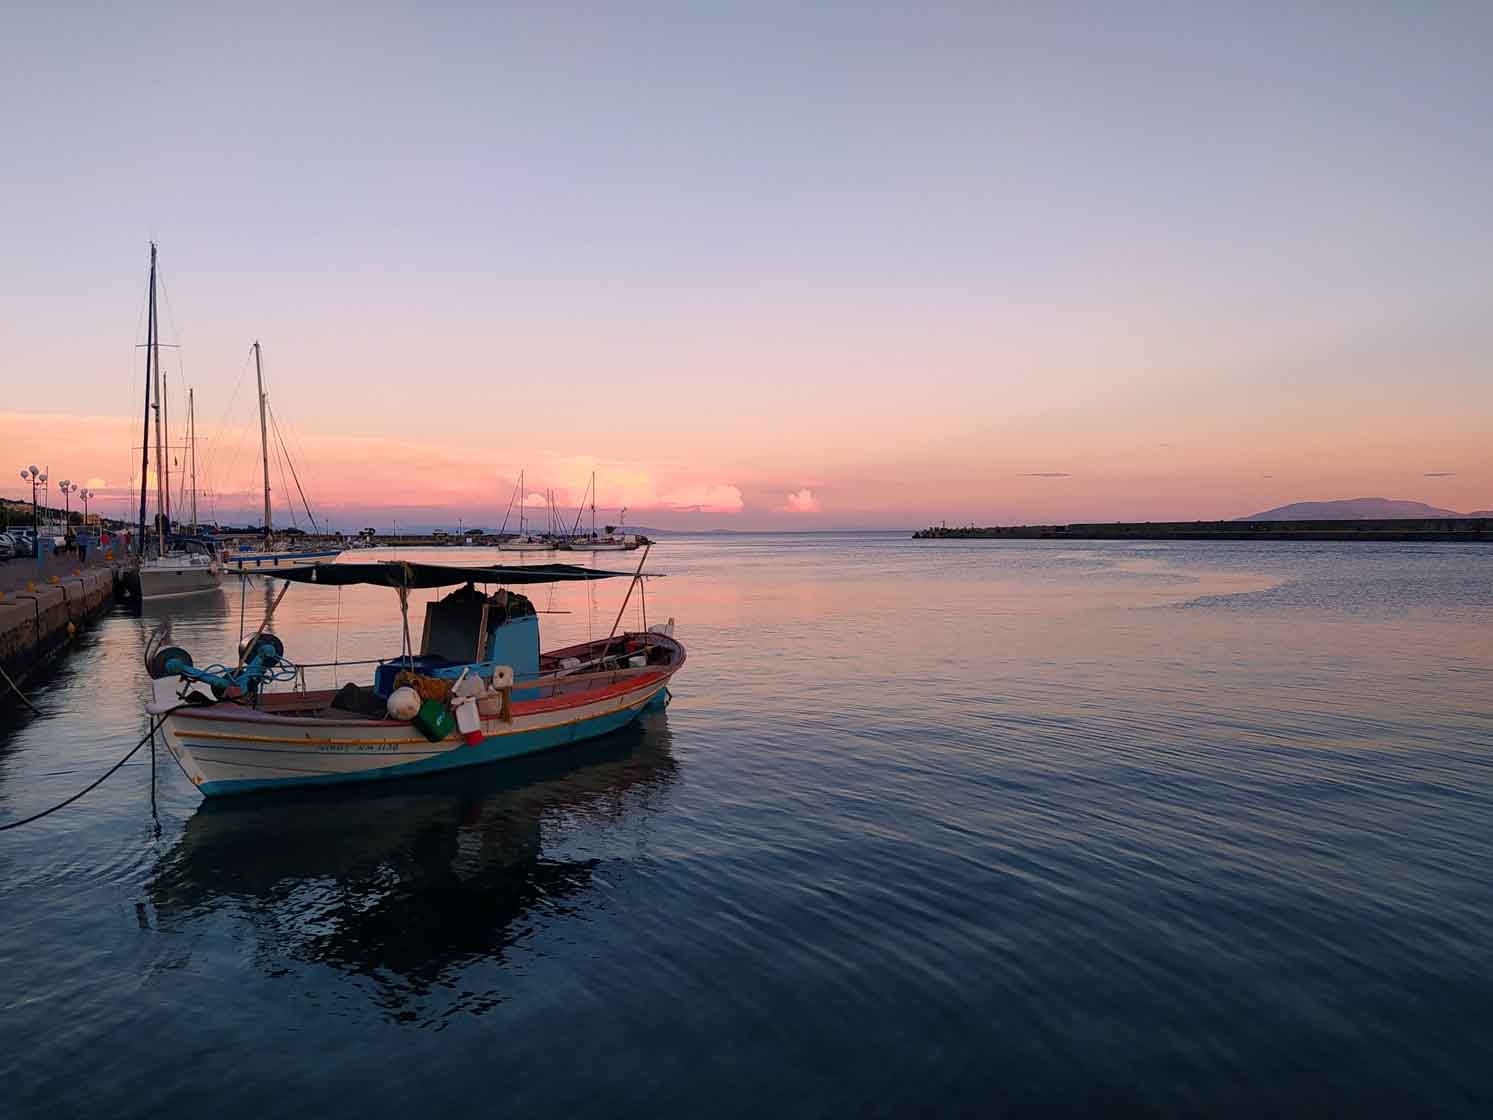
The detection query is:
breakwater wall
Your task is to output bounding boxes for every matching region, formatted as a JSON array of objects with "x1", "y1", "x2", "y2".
[
  {"x1": 913, "y1": 518, "x2": 1493, "y2": 542},
  {"x1": 0, "y1": 569, "x2": 118, "y2": 694}
]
